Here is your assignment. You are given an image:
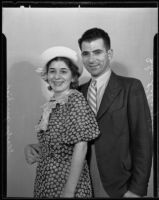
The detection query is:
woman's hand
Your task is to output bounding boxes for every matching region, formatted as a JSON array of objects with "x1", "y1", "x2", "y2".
[{"x1": 24, "y1": 144, "x2": 40, "y2": 165}]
